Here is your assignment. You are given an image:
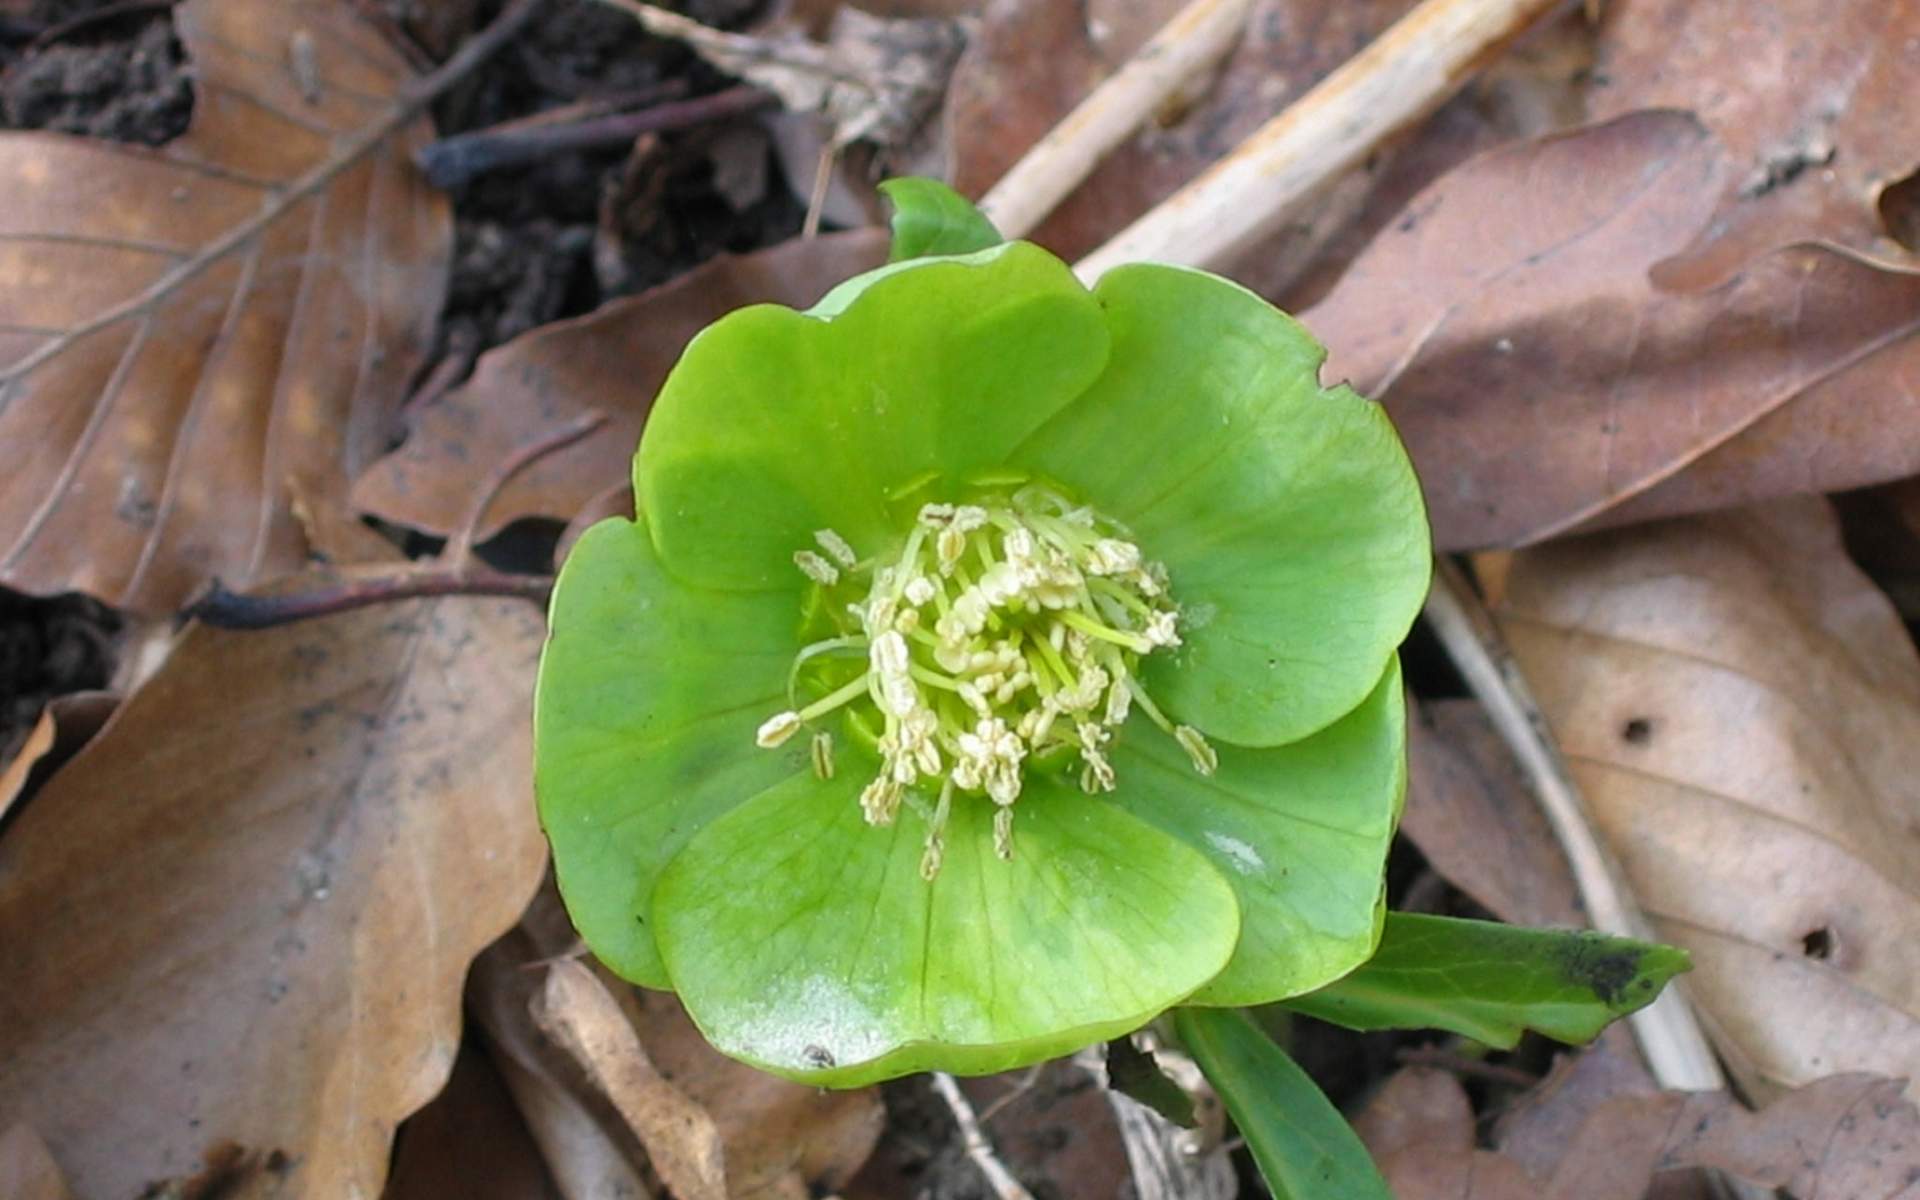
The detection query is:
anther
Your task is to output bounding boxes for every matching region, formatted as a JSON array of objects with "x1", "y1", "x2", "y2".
[
  {"x1": 756, "y1": 711, "x2": 802, "y2": 748},
  {"x1": 793, "y1": 550, "x2": 840, "y2": 586},
  {"x1": 1175, "y1": 725, "x2": 1218, "y2": 776},
  {"x1": 814, "y1": 528, "x2": 858, "y2": 568},
  {"x1": 811, "y1": 731, "x2": 835, "y2": 779}
]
